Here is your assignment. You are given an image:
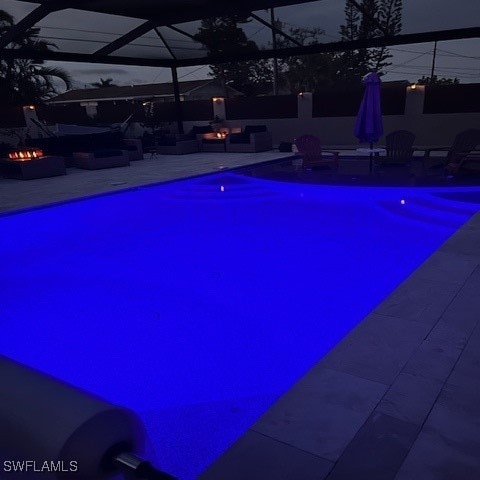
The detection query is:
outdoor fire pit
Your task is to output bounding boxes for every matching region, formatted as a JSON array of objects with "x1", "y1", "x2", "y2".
[
  {"x1": 7, "y1": 148, "x2": 44, "y2": 160},
  {"x1": 0, "y1": 148, "x2": 66, "y2": 180},
  {"x1": 200, "y1": 131, "x2": 229, "y2": 152}
]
